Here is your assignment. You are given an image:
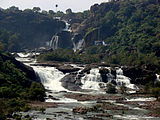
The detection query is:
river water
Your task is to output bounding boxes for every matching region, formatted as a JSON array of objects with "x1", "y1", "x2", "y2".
[{"x1": 15, "y1": 53, "x2": 159, "y2": 120}]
